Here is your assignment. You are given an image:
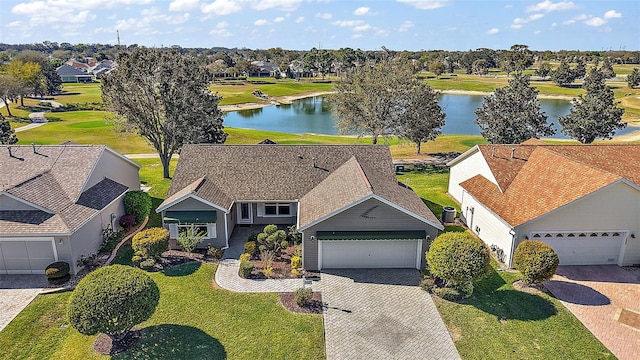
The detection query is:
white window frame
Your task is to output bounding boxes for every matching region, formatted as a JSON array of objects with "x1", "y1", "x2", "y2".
[{"x1": 170, "y1": 223, "x2": 217, "y2": 239}]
